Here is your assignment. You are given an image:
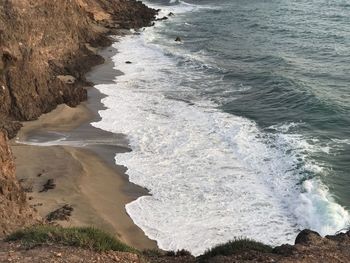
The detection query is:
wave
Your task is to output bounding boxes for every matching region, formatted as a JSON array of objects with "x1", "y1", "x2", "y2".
[
  {"x1": 91, "y1": 31, "x2": 350, "y2": 255},
  {"x1": 146, "y1": 0, "x2": 217, "y2": 17}
]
